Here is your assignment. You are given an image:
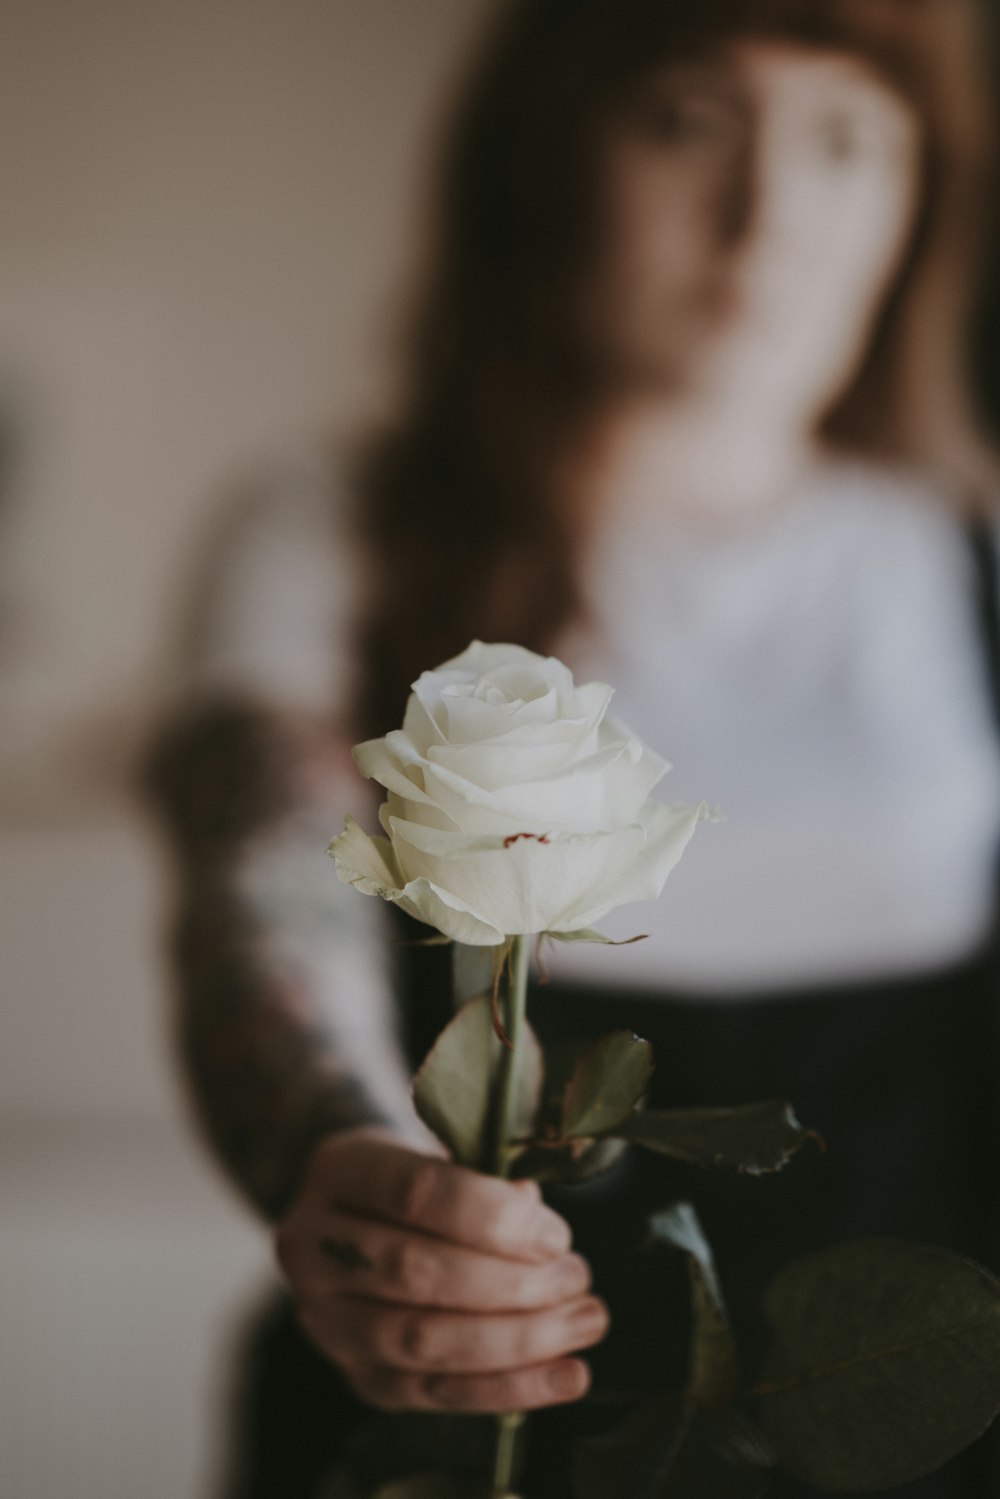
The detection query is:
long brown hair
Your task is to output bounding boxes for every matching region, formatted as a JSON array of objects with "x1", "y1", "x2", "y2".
[{"x1": 350, "y1": 0, "x2": 998, "y2": 739}]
